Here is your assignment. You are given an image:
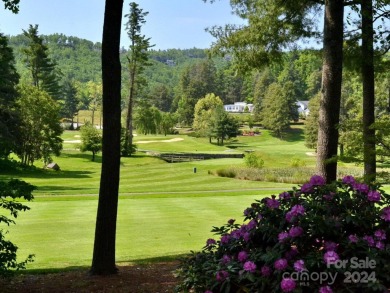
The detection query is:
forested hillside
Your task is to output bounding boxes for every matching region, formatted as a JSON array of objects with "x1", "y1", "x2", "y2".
[{"x1": 5, "y1": 32, "x2": 390, "y2": 164}]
